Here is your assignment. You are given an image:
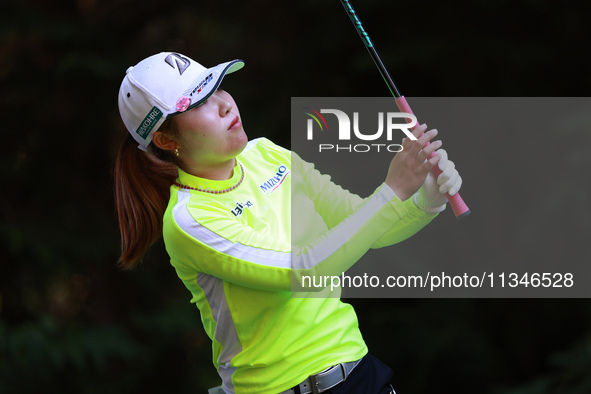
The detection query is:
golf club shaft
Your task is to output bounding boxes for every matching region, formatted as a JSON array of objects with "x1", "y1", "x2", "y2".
[{"x1": 340, "y1": 0, "x2": 471, "y2": 219}]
